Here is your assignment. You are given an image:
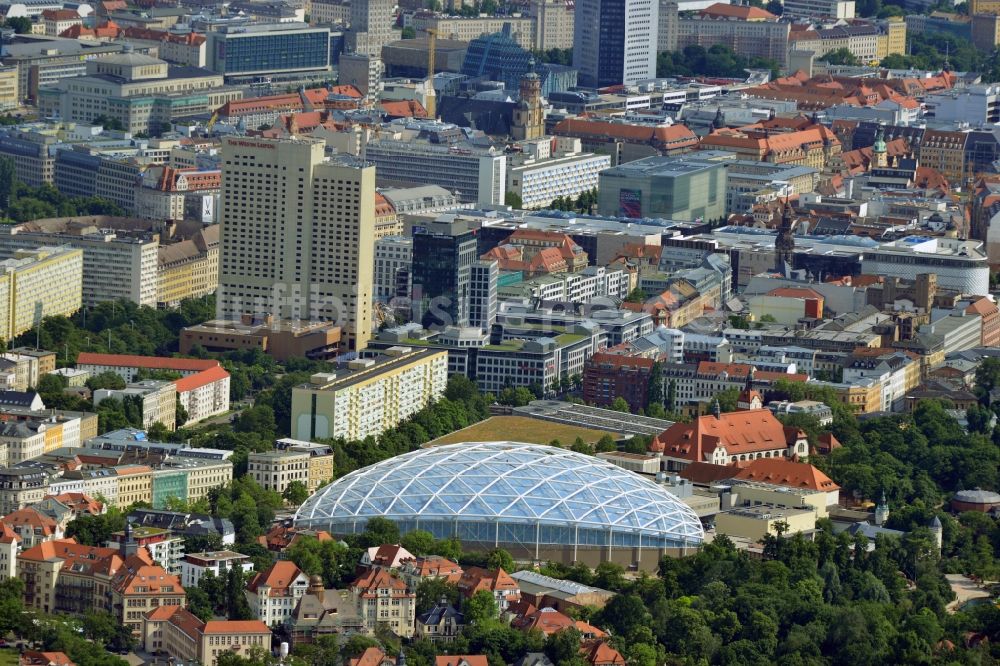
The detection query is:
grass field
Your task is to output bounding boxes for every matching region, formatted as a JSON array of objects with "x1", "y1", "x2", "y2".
[
  {"x1": 427, "y1": 415, "x2": 618, "y2": 446},
  {"x1": 0, "y1": 649, "x2": 17, "y2": 666}
]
